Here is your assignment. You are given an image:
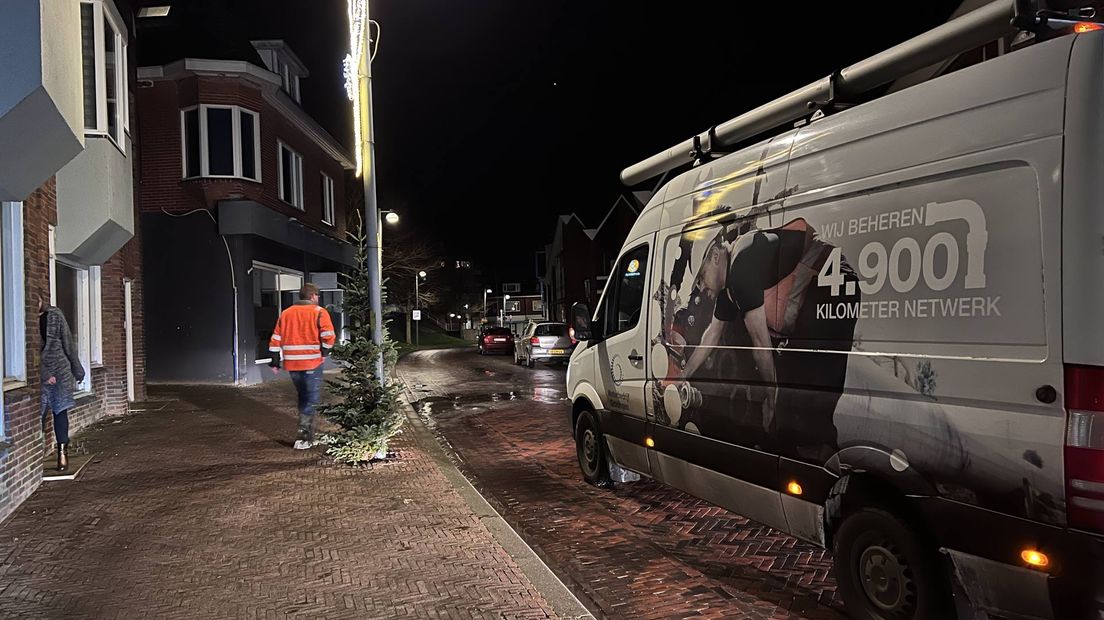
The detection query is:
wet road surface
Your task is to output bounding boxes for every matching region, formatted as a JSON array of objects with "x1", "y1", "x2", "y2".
[{"x1": 398, "y1": 347, "x2": 846, "y2": 620}]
